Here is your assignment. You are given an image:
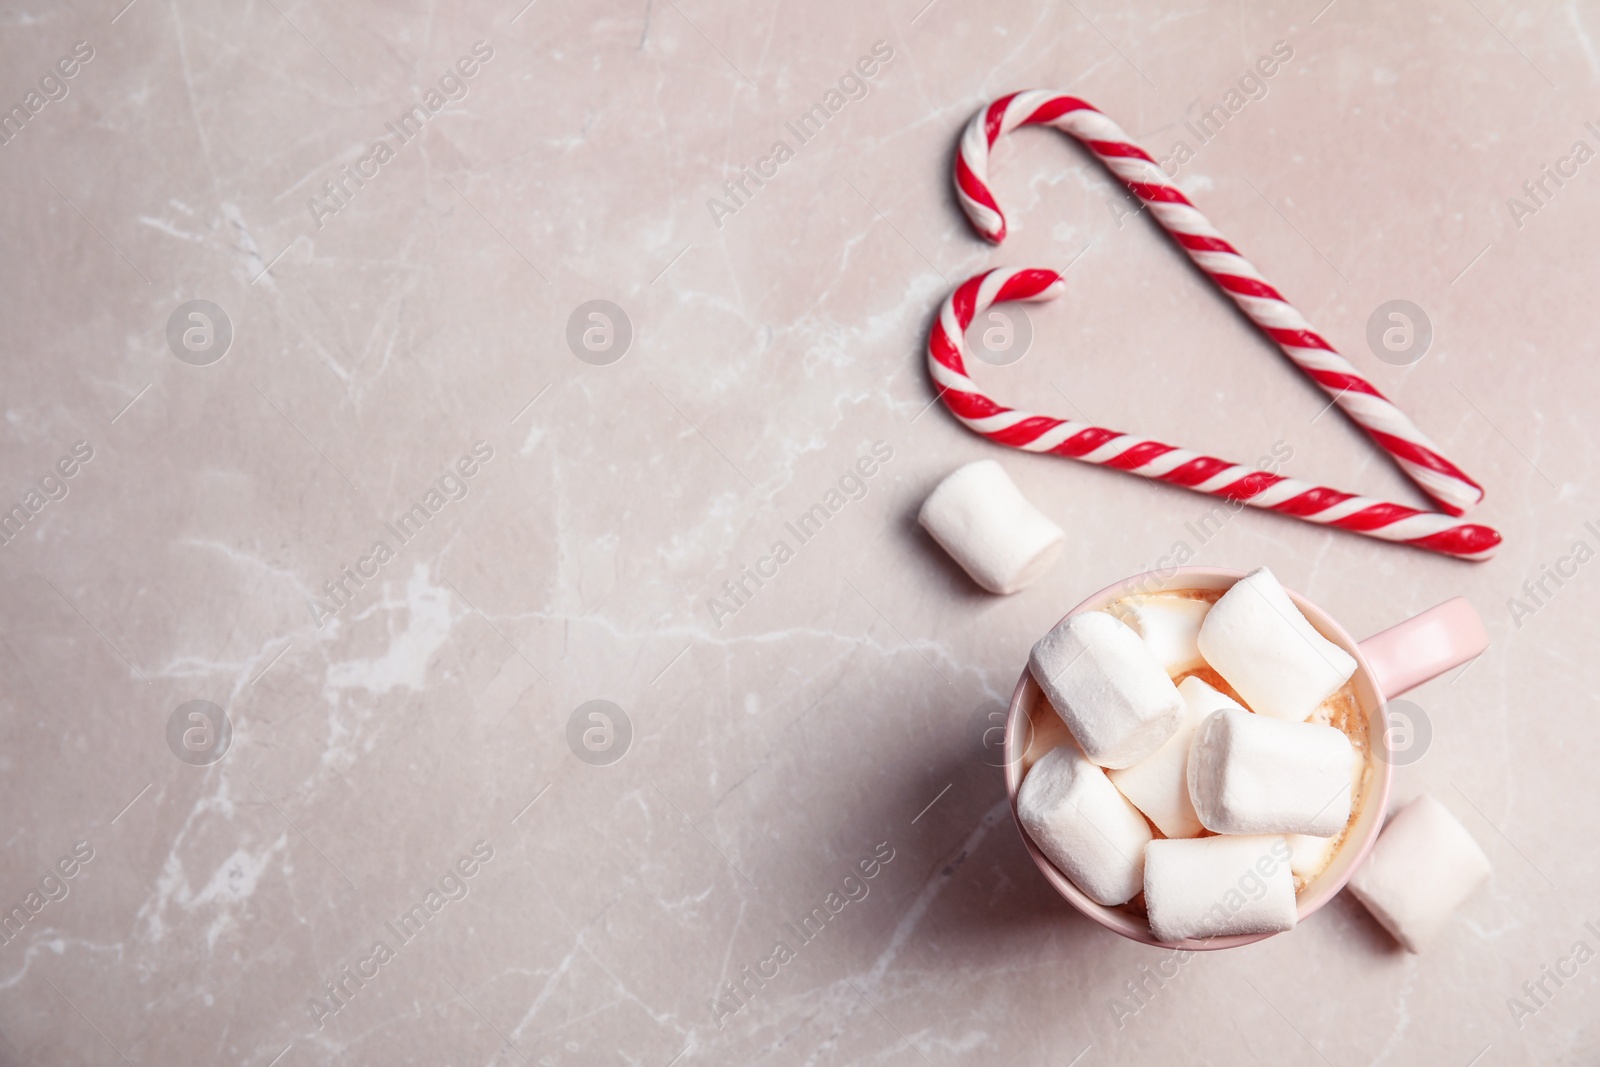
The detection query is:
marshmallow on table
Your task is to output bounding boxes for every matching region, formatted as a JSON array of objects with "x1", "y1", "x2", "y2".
[
  {"x1": 1187, "y1": 708, "x2": 1355, "y2": 836},
  {"x1": 1106, "y1": 594, "x2": 1210, "y2": 676},
  {"x1": 1196, "y1": 567, "x2": 1356, "y2": 721},
  {"x1": 1145, "y1": 835, "x2": 1298, "y2": 942},
  {"x1": 1108, "y1": 676, "x2": 1240, "y2": 839},
  {"x1": 1348, "y1": 794, "x2": 1492, "y2": 952},
  {"x1": 917, "y1": 460, "x2": 1066, "y2": 595},
  {"x1": 1029, "y1": 611, "x2": 1184, "y2": 769},
  {"x1": 1017, "y1": 745, "x2": 1152, "y2": 906},
  {"x1": 1286, "y1": 832, "x2": 1340, "y2": 880}
]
